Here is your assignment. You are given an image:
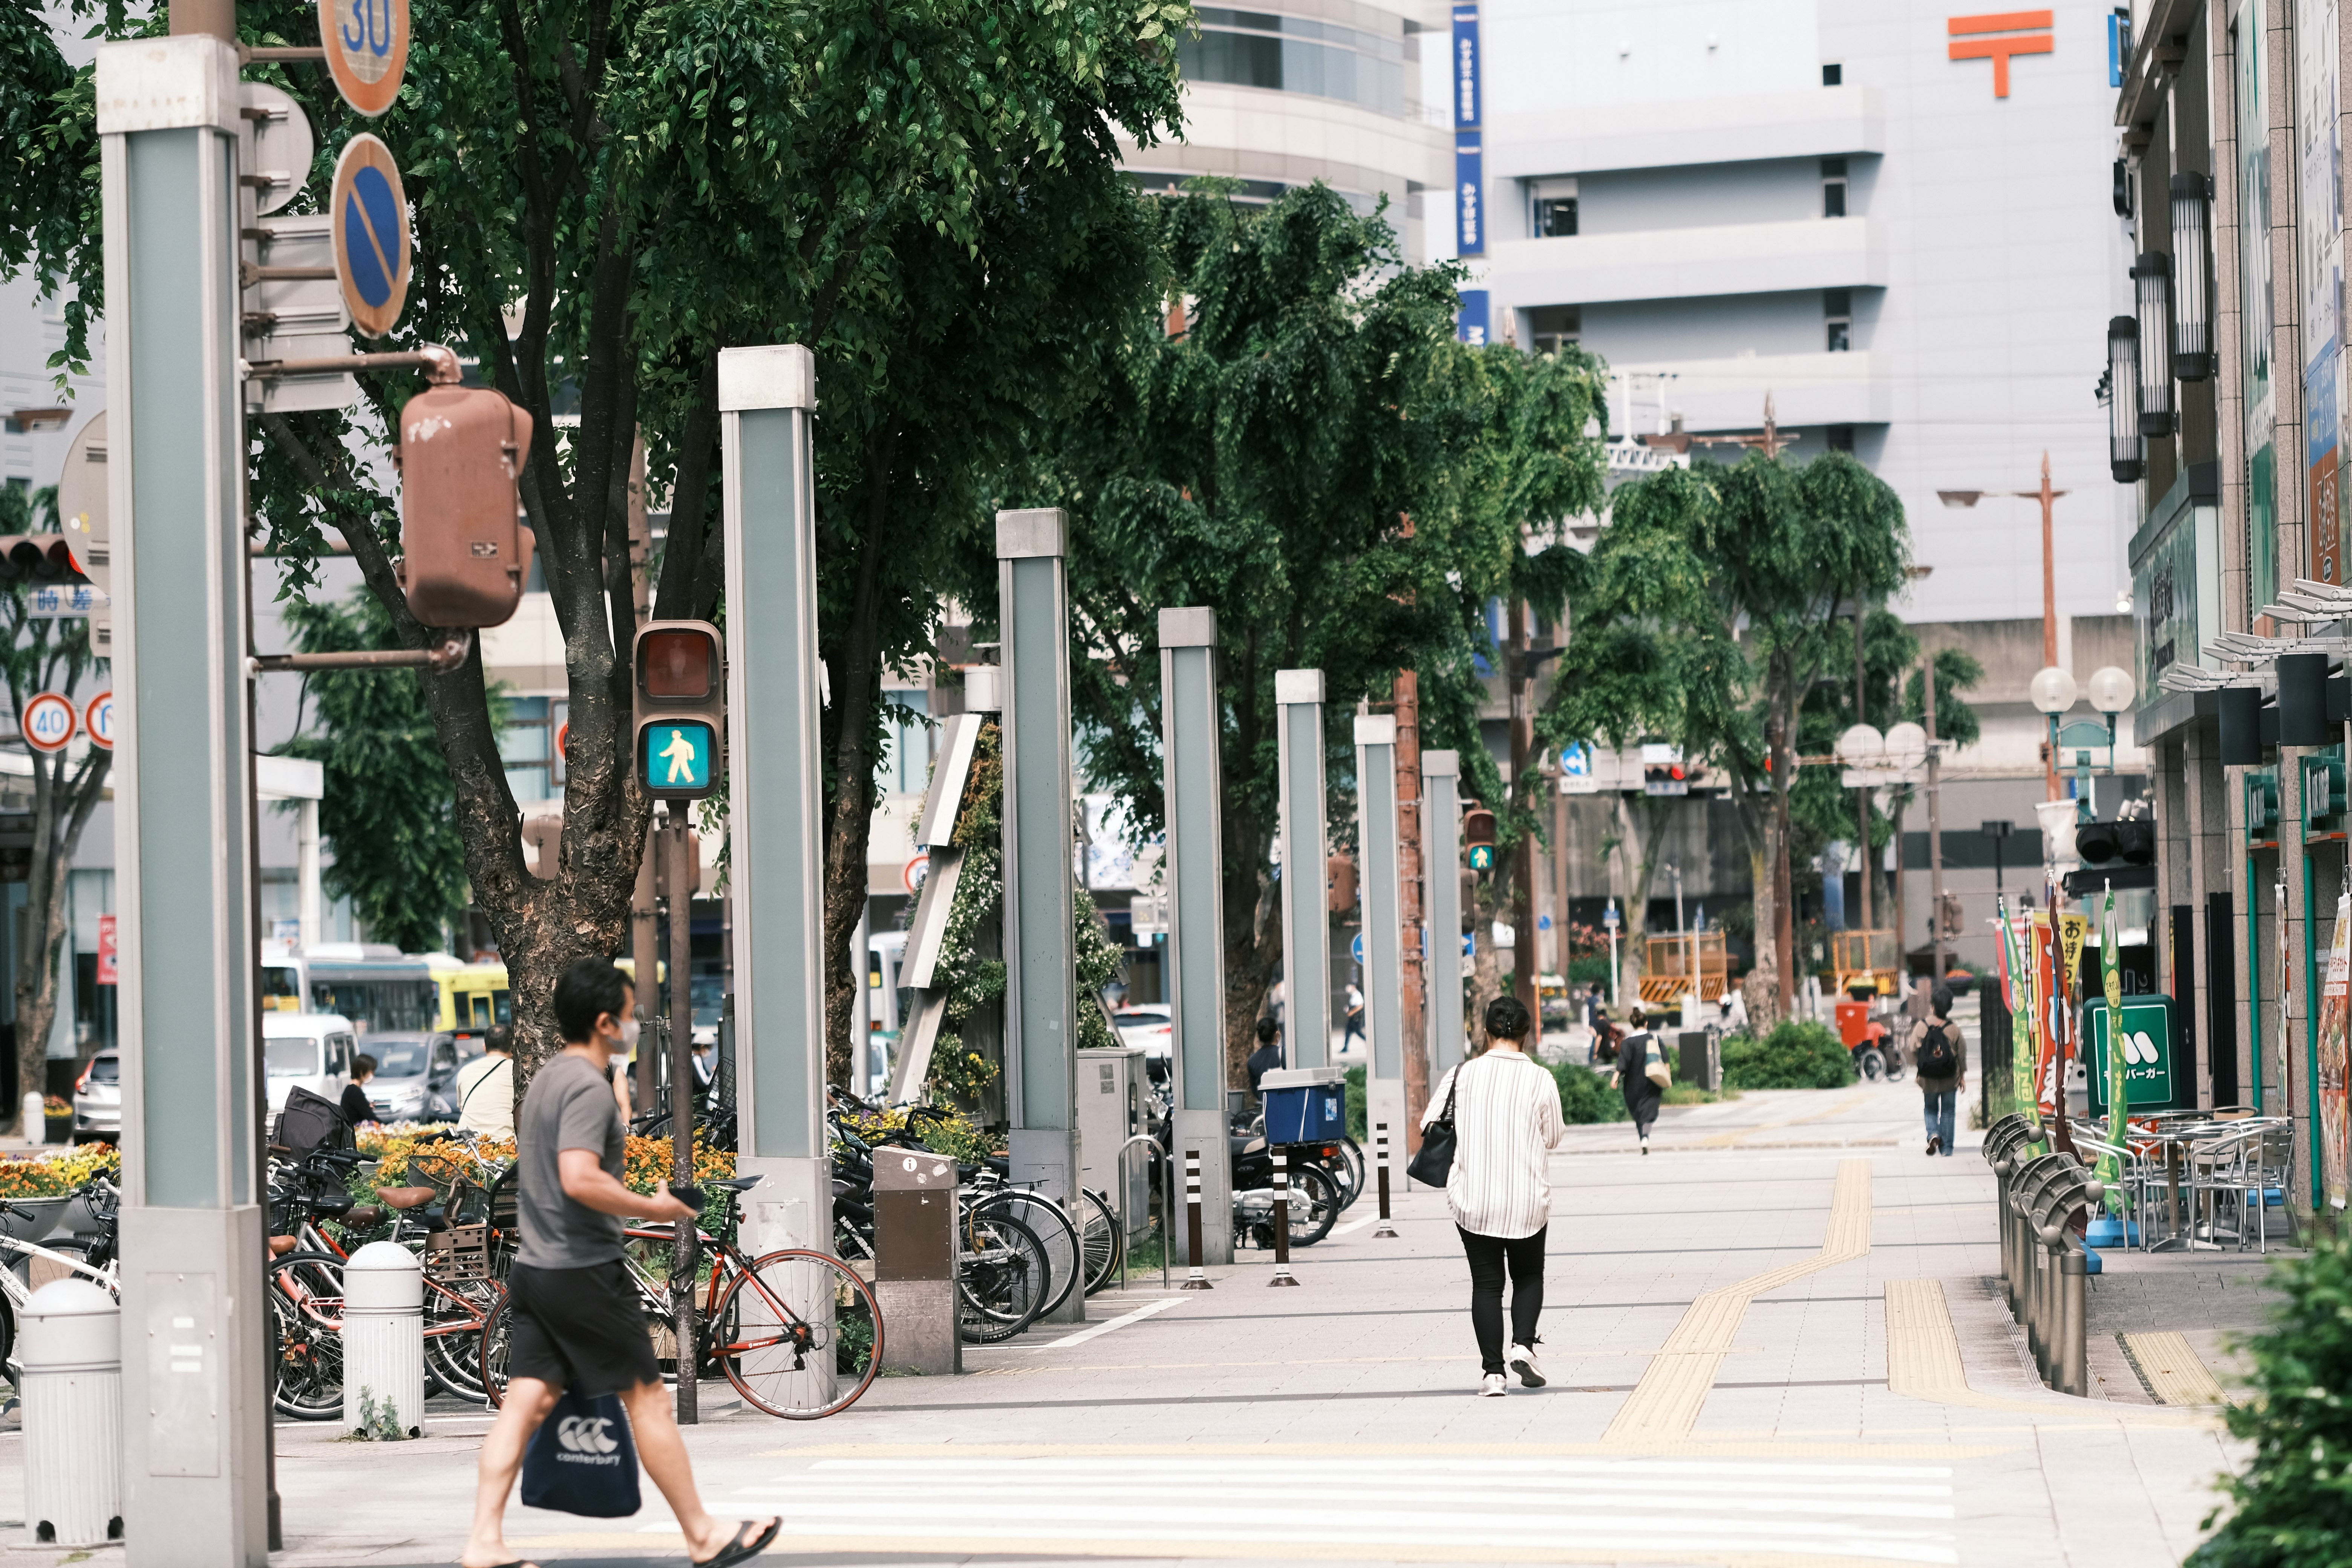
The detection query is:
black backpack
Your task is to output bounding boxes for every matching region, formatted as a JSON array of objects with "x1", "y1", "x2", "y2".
[{"x1": 1915, "y1": 1021, "x2": 1960, "y2": 1079}]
